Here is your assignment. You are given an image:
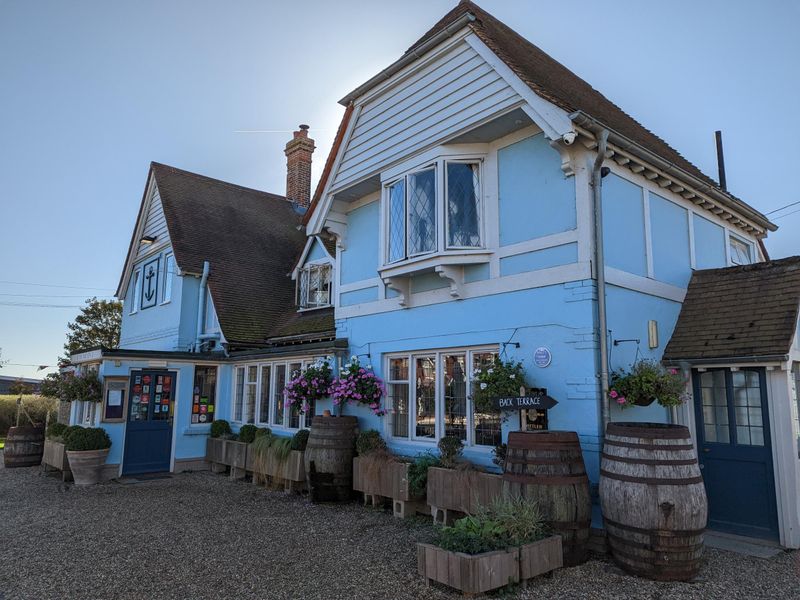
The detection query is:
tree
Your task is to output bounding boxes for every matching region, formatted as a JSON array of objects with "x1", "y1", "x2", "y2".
[
  {"x1": 62, "y1": 297, "x2": 123, "y2": 360},
  {"x1": 9, "y1": 379, "x2": 32, "y2": 395},
  {"x1": 40, "y1": 372, "x2": 64, "y2": 399}
]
